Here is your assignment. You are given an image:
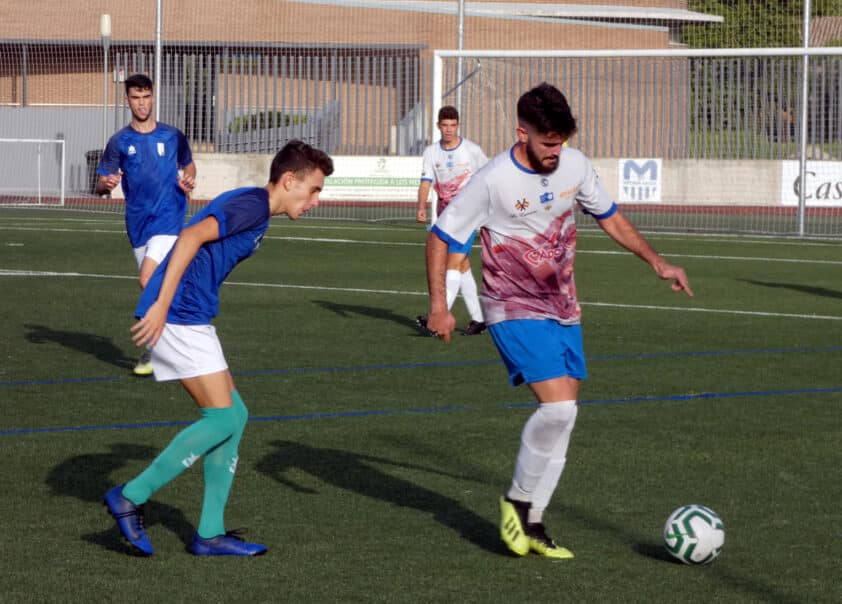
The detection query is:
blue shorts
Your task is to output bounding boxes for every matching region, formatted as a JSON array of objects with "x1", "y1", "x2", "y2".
[
  {"x1": 488, "y1": 319, "x2": 587, "y2": 386},
  {"x1": 448, "y1": 230, "x2": 477, "y2": 255}
]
